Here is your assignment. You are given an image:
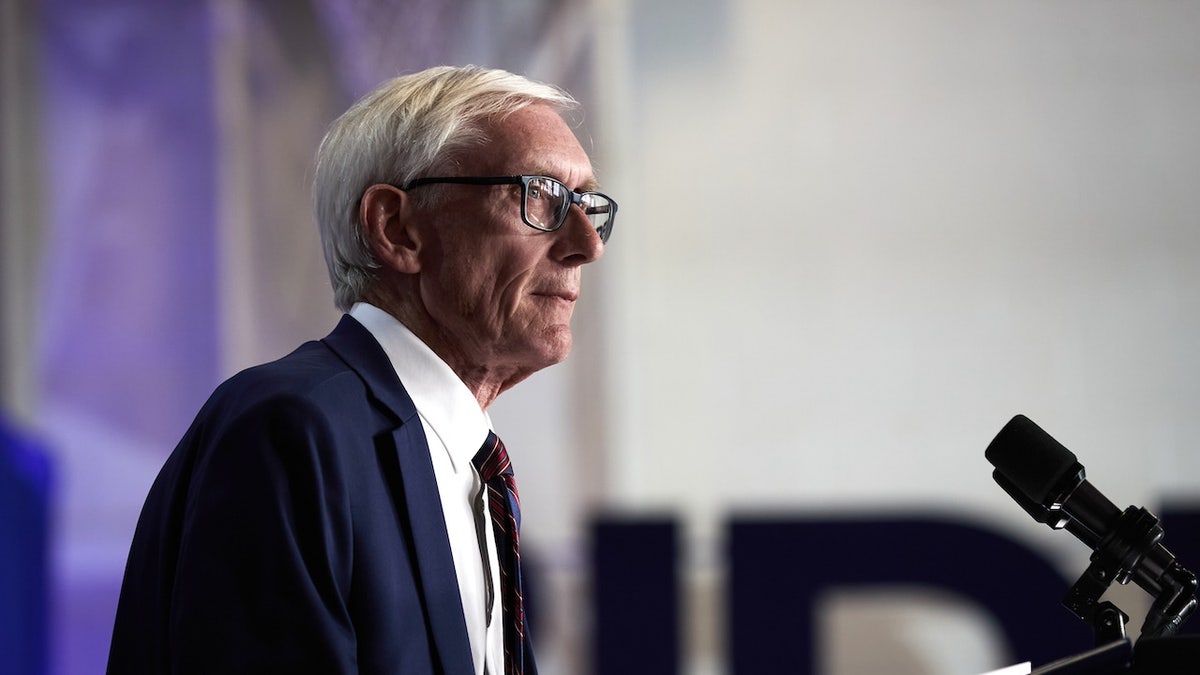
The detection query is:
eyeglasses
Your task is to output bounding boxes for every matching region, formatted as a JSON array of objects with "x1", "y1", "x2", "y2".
[{"x1": 399, "y1": 175, "x2": 616, "y2": 243}]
